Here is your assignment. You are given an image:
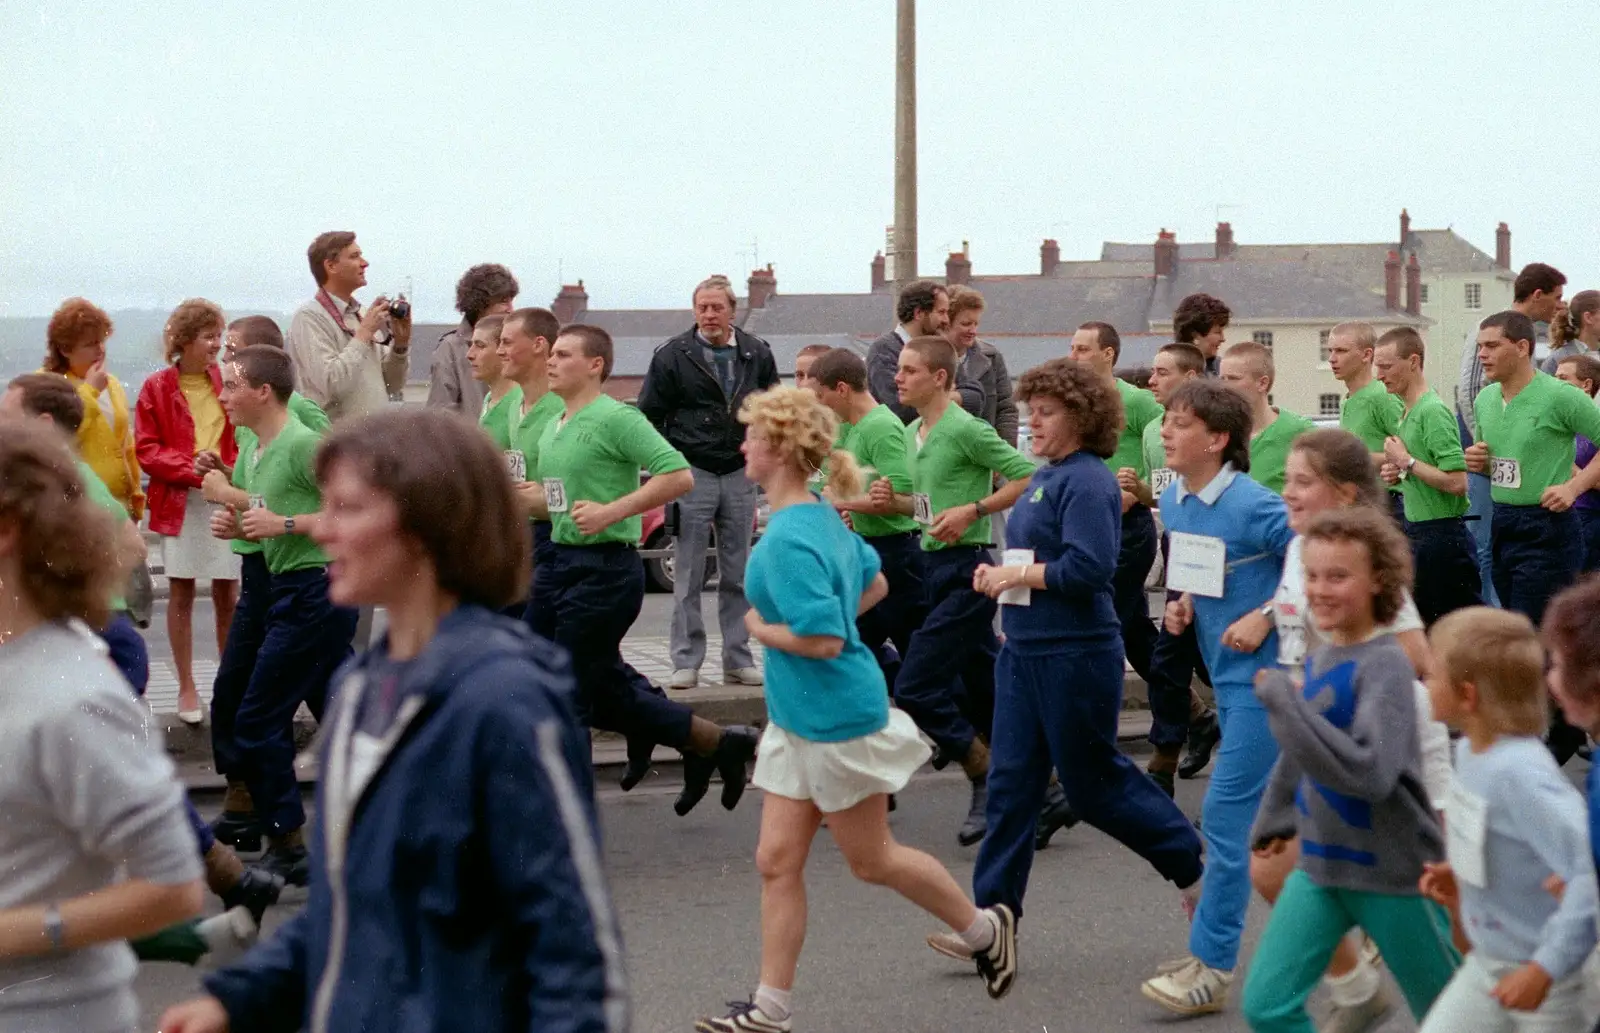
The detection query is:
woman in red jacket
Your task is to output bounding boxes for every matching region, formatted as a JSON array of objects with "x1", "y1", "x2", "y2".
[{"x1": 136, "y1": 300, "x2": 240, "y2": 724}]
